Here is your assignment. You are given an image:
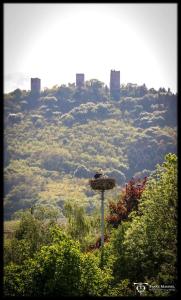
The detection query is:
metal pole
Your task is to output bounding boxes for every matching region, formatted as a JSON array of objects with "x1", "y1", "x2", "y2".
[
  {"x1": 100, "y1": 189, "x2": 104, "y2": 268},
  {"x1": 101, "y1": 189, "x2": 104, "y2": 248}
]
